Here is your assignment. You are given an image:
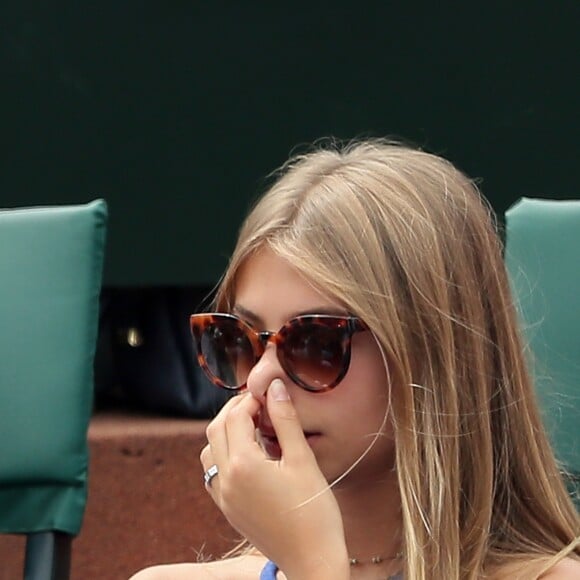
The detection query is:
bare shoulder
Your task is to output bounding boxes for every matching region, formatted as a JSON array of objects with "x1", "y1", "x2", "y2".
[
  {"x1": 128, "y1": 554, "x2": 268, "y2": 580},
  {"x1": 491, "y1": 557, "x2": 580, "y2": 580},
  {"x1": 539, "y1": 557, "x2": 580, "y2": 579}
]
